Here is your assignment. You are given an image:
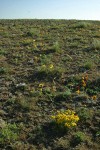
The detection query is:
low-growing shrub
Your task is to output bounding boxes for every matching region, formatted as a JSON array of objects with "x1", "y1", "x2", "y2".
[
  {"x1": 0, "y1": 123, "x2": 19, "y2": 145},
  {"x1": 72, "y1": 131, "x2": 86, "y2": 145},
  {"x1": 77, "y1": 108, "x2": 92, "y2": 121}
]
